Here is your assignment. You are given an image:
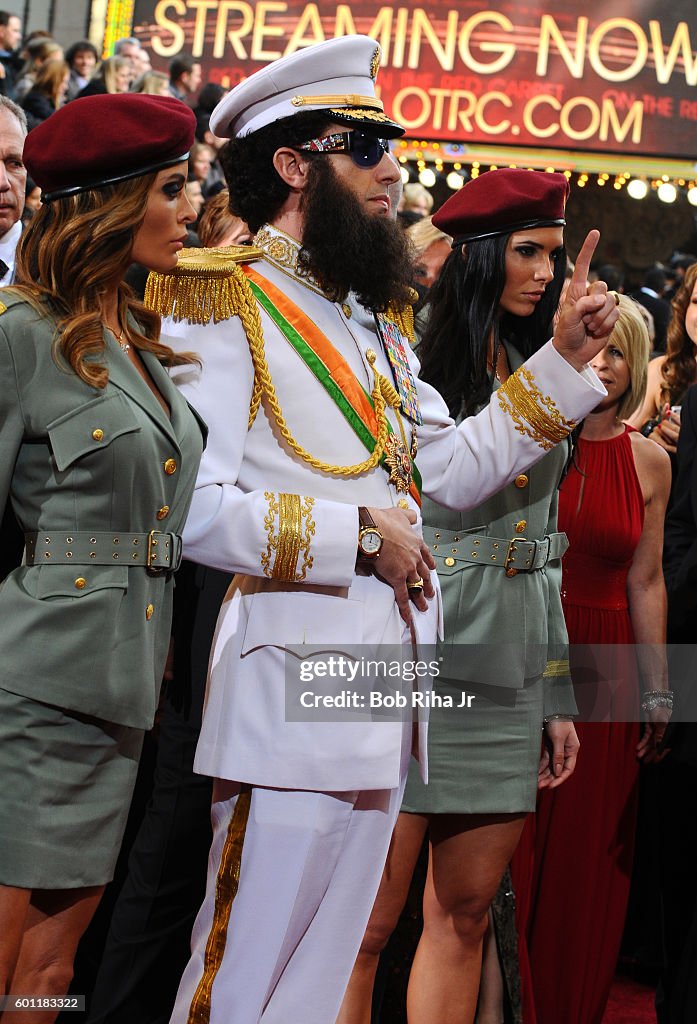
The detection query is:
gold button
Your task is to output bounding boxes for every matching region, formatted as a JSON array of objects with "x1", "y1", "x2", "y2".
[
  {"x1": 92, "y1": 428, "x2": 104, "y2": 441},
  {"x1": 365, "y1": 348, "x2": 377, "y2": 365},
  {"x1": 156, "y1": 505, "x2": 170, "y2": 521},
  {"x1": 505, "y1": 568, "x2": 518, "y2": 578},
  {"x1": 444, "y1": 557, "x2": 456, "y2": 567},
  {"x1": 164, "y1": 459, "x2": 177, "y2": 475},
  {"x1": 341, "y1": 303, "x2": 352, "y2": 319},
  {"x1": 145, "y1": 603, "x2": 154, "y2": 620},
  {"x1": 74, "y1": 577, "x2": 87, "y2": 590},
  {"x1": 397, "y1": 498, "x2": 409, "y2": 510},
  {"x1": 515, "y1": 520, "x2": 527, "y2": 533},
  {"x1": 515, "y1": 474, "x2": 528, "y2": 489}
]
